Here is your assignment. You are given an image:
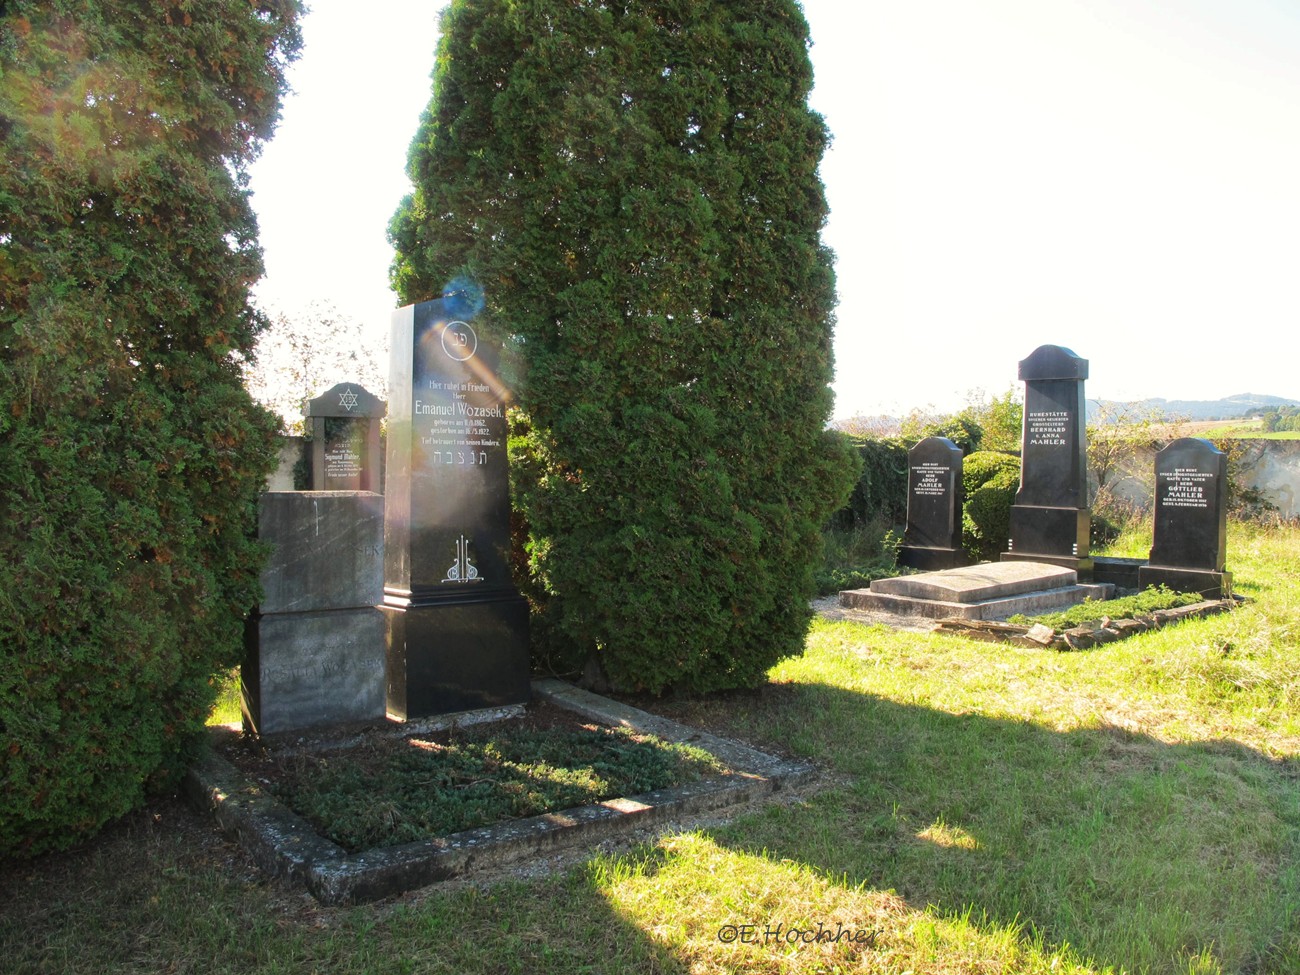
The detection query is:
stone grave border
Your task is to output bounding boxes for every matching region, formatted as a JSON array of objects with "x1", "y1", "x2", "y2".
[
  {"x1": 930, "y1": 597, "x2": 1239, "y2": 649},
  {"x1": 185, "y1": 678, "x2": 814, "y2": 905}
]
